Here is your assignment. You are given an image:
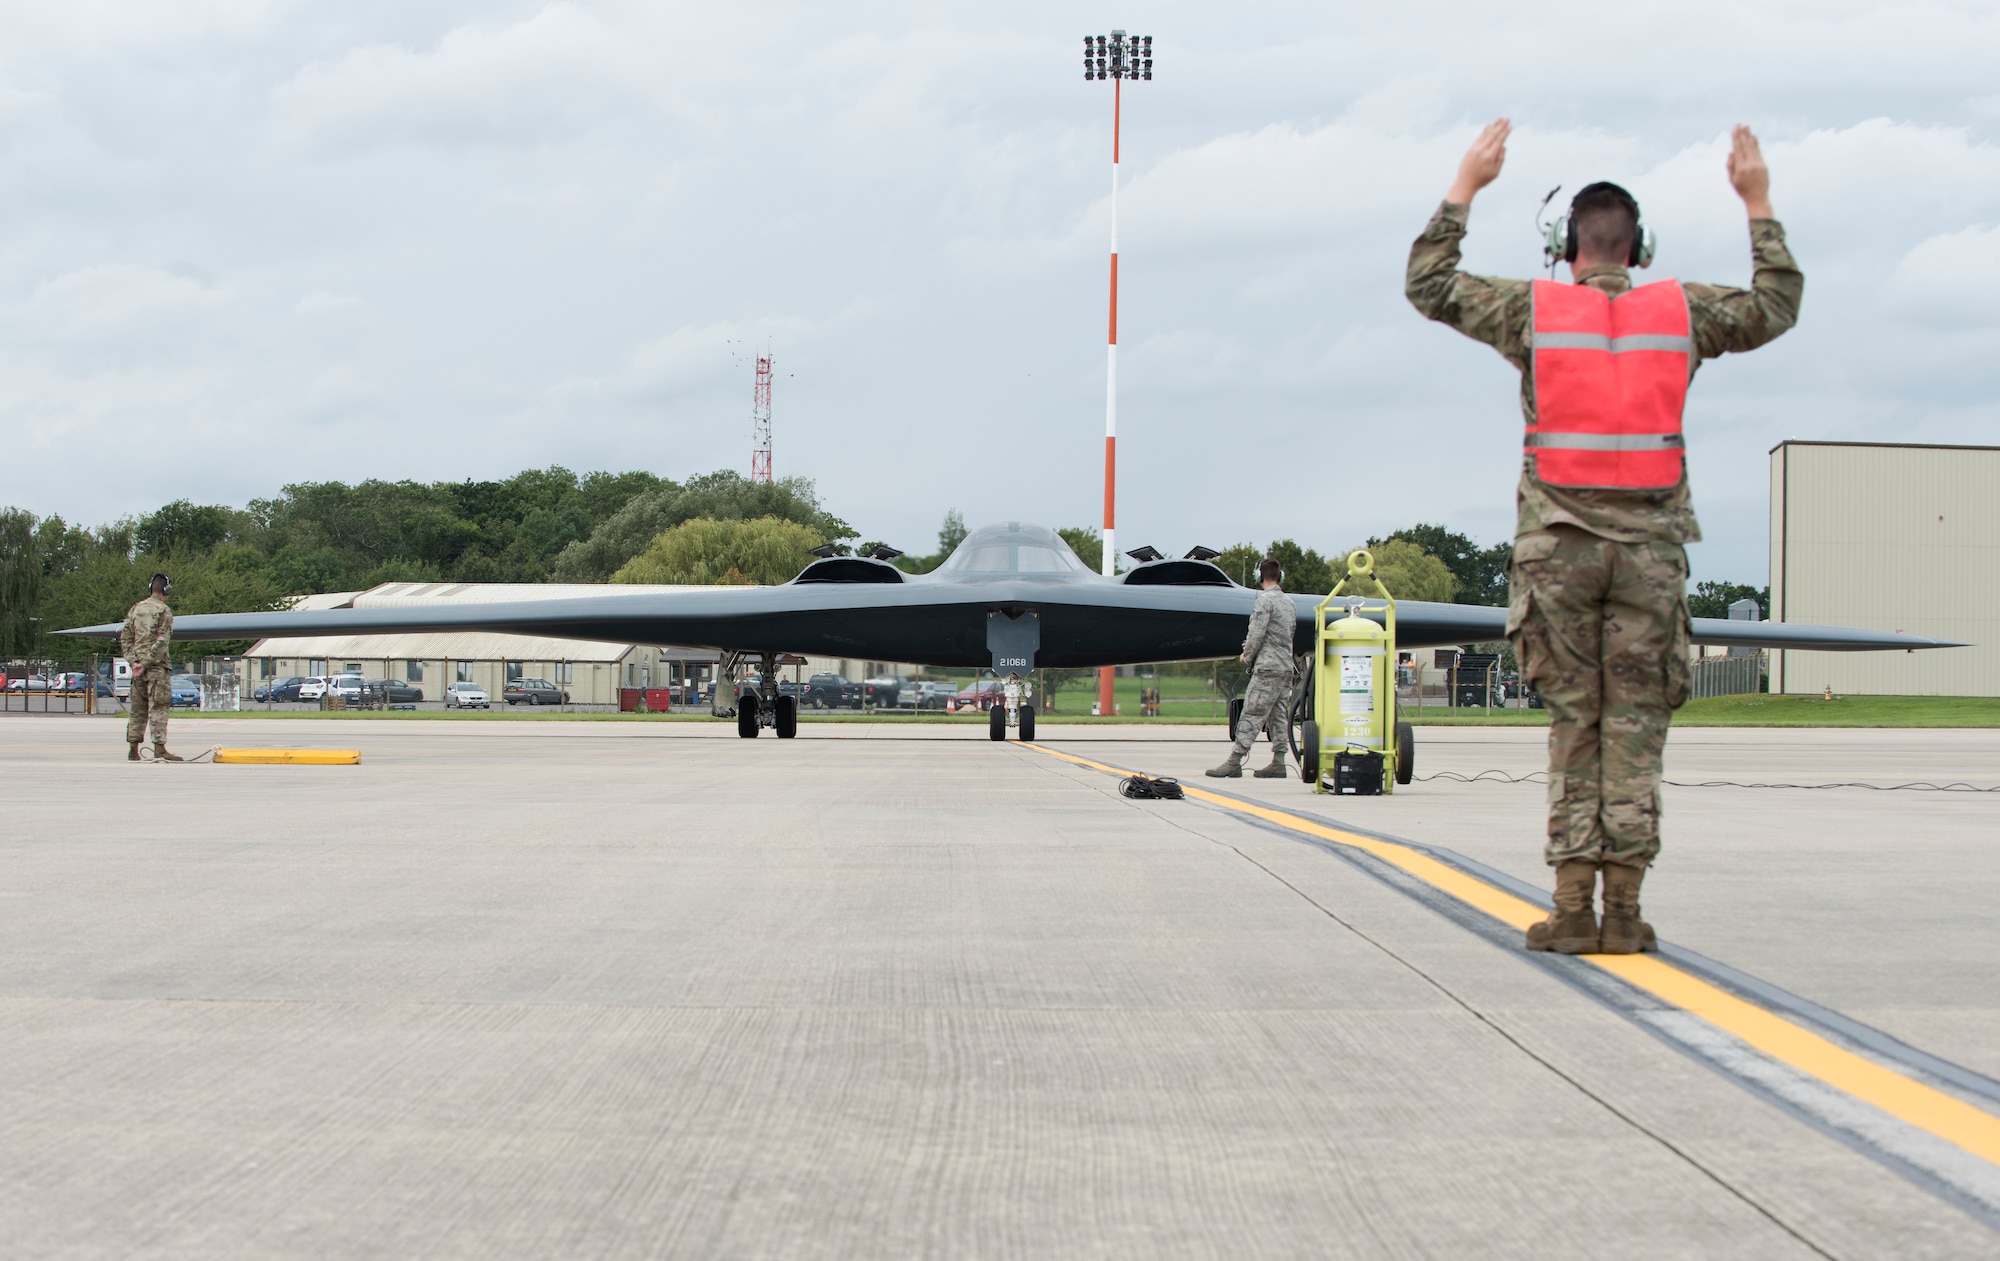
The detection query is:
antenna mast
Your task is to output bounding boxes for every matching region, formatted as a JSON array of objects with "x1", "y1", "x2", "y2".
[{"x1": 750, "y1": 353, "x2": 773, "y2": 482}]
